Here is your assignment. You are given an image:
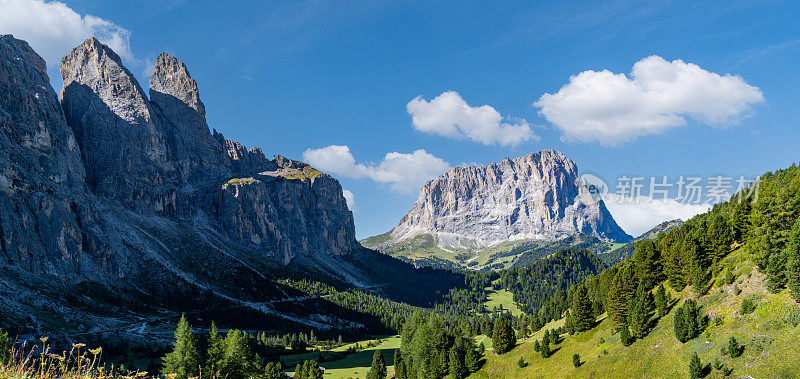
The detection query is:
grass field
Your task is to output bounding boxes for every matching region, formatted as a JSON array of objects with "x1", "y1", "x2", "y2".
[
  {"x1": 483, "y1": 288, "x2": 524, "y2": 316},
  {"x1": 284, "y1": 336, "x2": 401, "y2": 378},
  {"x1": 471, "y1": 249, "x2": 800, "y2": 378}
]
